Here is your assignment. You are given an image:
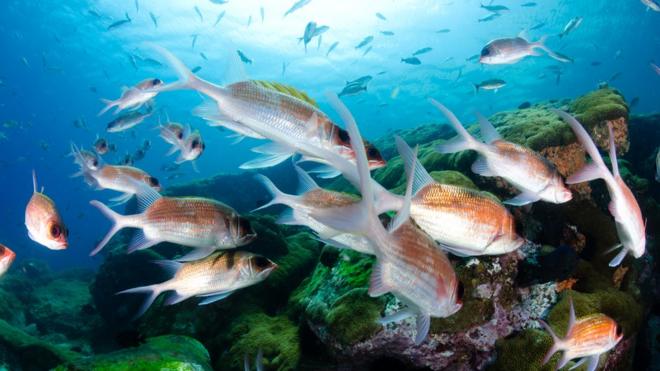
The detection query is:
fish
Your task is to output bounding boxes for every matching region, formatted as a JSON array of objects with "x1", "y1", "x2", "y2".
[
  {"x1": 338, "y1": 83, "x2": 367, "y2": 97},
  {"x1": 380, "y1": 31, "x2": 394, "y2": 36},
  {"x1": 436, "y1": 28, "x2": 451, "y2": 33},
  {"x1": 260, "y1": 6, "x2": 265, "y2": 23},
  {"x1": 0, "y1": 244, "x2": 16, "y2": 278},
  {"x1": 107, "y1": 13, "x2": 131, "y2": 30},
  {"x1": 608, "y1": 72, "x2": 622, "y2": 82},
  {"x1": 479, "y1": 36, "x2": 571, "y2": 64},
  {"x1": 70, "y1": 144, "x2": 160, "y2": 205},
  {"x1": 281, "y1": 62, "x2": 288, "y2": 75},
  {"x1": 191, "y1": 34, "x2": 199, "y2": 49},
  {"x1": 117, "y1": 251, "x2": 276, "y2": 318},
  {"x1": 355, "y1": 36, "x2": 374, "y2": 49},
  {"x1": 94, "y1": 137, "x2": 111, "y2": 155},
  {"x1": 650, "y1": 62, "x2": 660, "y2": 75},
  {"x1": 150, "y1": 47, "x2": 386, "y2": 174},
  {"x1": 237, "y1": 50, "x2": 252, "y2": 64},
  {"x1": 192, "y1": 66, "x2": 202, "y2": 73},
  {"x1": 401, "y1": 57, "x2": 421, "y2": 65},
  {"x1": 478, "y1": 13, "x2": 501, "y2": 22},
  {"x1": 392, "y1": 137, "x2": 524, "y2": 256},
  {"x1": 434, "y1": 101, "x2": 572, "y2": 206},
  {"x1": 559, "y1": 17, "x2": 583, "y2": 38},
  {"x1": 540, "y1": 298, "x2": 623, "y2": 371},
  {"x1": 89, "y1": 182, "x2": 256, "y2": 259},
  {"x1": 412, "y1": 47, "x2": 432, "y2": 56},
  {"x1": 283, "y1": 0, "x2": 311, "y2": 17},
  {"x1": 106, "y1": 110, "x2": 153, "y2": 133},
  {"x1": 98, "y1": 78, "x2": 163, "y2": 116},
  {"x1": 149, "y1": 12, "x2": 158, "y2": 28},
  {"x1": 390, "y1": 86, "x2": 400, "y2": 99},
  {"x1": 309, "y1": 96, "x2": 463, "y2": 345},
  {"x1": 376, "y1": 12, "x2": 387, "y2": 21},
  {"x1": 480, "y1": 4, "x2": 509, "y2": 12},
  {"x1": 521, "y1": 2, "x2": 537, "y2": 6},
  {"x1": 135, "y1": 0, "x2": 139, "y2": 12},
  {"x1": 555, "y1": 110, "x2": 646, "y2": 267},
  {"x1": 194, "y1": 6, "x2": 204, "y2": 22},
  {"x1": 214, "y1": 11, "x2": 226, "y2": 26},
  {"x1": 169, "y1": 127, "x2": 205, "y2": 169},
  {"x1": 466, "y1": 54, "x2": 479, "y2": 62},
  {"x1": 209, "y1": 0, "x2": 228, "y2": 3},
  {"x1": 25, "y1": 171, "x2": 68, "y2": 250},
  {"x1": 591, "y1": 61, "x2": 602, "y2": 66},
  {"x1": 518, "y1": 101, "x2": 531, "y2": 109},
  {"x1": 326, "y1": 41, "x2": 339, "y2": 56},
  {"x1": 200, "y1": 52, "x2": 208, "y2": 61},
  {"x1": 362, "y1": 46, "x2": 372, "y2": 56},
  {"x1": 553, "y1": 51, "x2": 574, "y2": 63},
  {"x1": 346, "y1": 75, "x2": 373, "y2": 86},
  {"x1": 640, "y1": 0, "x2": 660, "y2": 11},
  {"x1": 300, "y1": 22, "x2": 317, "y2": 52},
  {"x1": 473, "y1": 78, "x2": 506, "y2": 93},
  {"x1": 629, "y1": 97, "x2": 639, "y2": 108},
  {"x1": 254, "y1": 166, "x2": 374, "y2": 256},
  {"x1": 530, "y1": 22, "x2": 546, "y2": 30},
  {"x1": 247, "y1": 15, "x2": 252, "y2": 27}
]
